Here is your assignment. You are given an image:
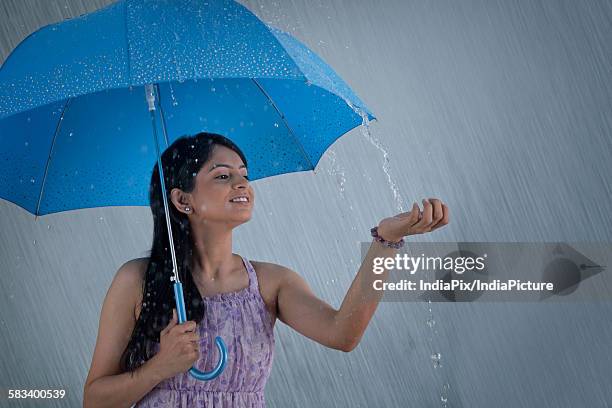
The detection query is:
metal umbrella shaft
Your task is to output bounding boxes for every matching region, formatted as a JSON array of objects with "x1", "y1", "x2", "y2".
[{"x1": 144, "y1": 84, "x2": 228, "y2": 381}]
